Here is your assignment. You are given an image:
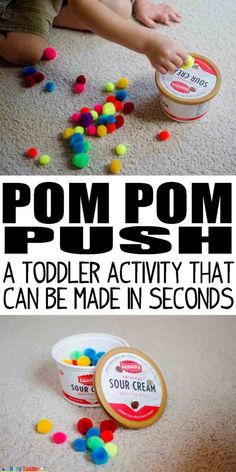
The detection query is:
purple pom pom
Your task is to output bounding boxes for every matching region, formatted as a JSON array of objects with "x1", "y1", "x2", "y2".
[{"x1": 79, "y1": 113, "x2": 93, "y2": 128}]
